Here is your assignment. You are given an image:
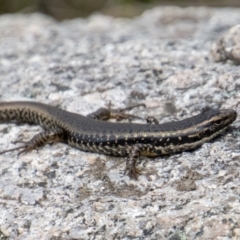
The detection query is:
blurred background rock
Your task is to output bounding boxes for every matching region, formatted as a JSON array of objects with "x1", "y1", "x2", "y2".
[{"x1": 0, "y1": 0, "x2": 240, "y2": 20}]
